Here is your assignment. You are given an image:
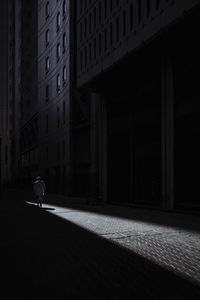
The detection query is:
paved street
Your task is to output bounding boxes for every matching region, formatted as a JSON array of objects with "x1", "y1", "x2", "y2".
[
  {"x1": 40, "y1": 201, "x2": 200, "y2": 287},
  {"x1": 1, "y1": 190, "x2": 200, "y2": 299}
]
